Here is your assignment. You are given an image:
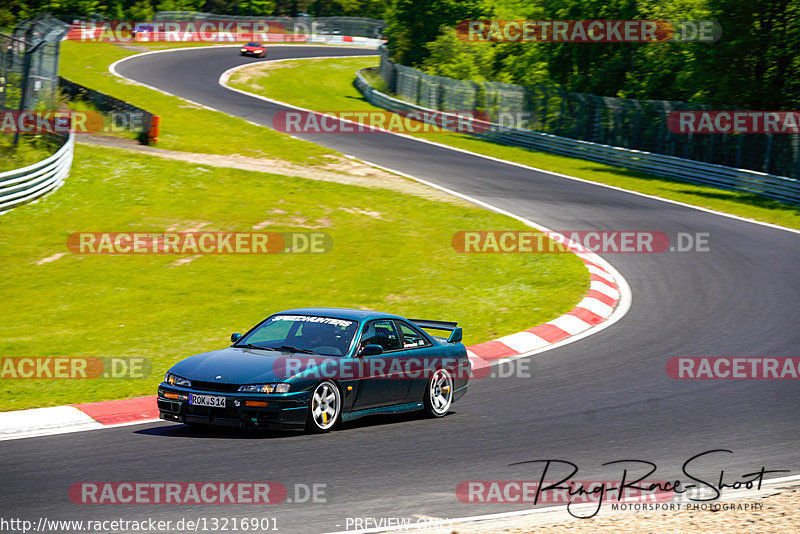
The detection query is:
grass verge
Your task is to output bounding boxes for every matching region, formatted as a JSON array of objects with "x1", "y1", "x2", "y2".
[
  {"x1": 59, "y1": 41, "x2": 333, "y2": 164},
  {"x1": 0, "y1": 143, "x2": 588, "y2": 411},
  {"x1": 0, "y1": 134, "x2": 60, "y2": 173},
  {"x1": 228, "y1": 57, "x2": 800, "y2": 230}
]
